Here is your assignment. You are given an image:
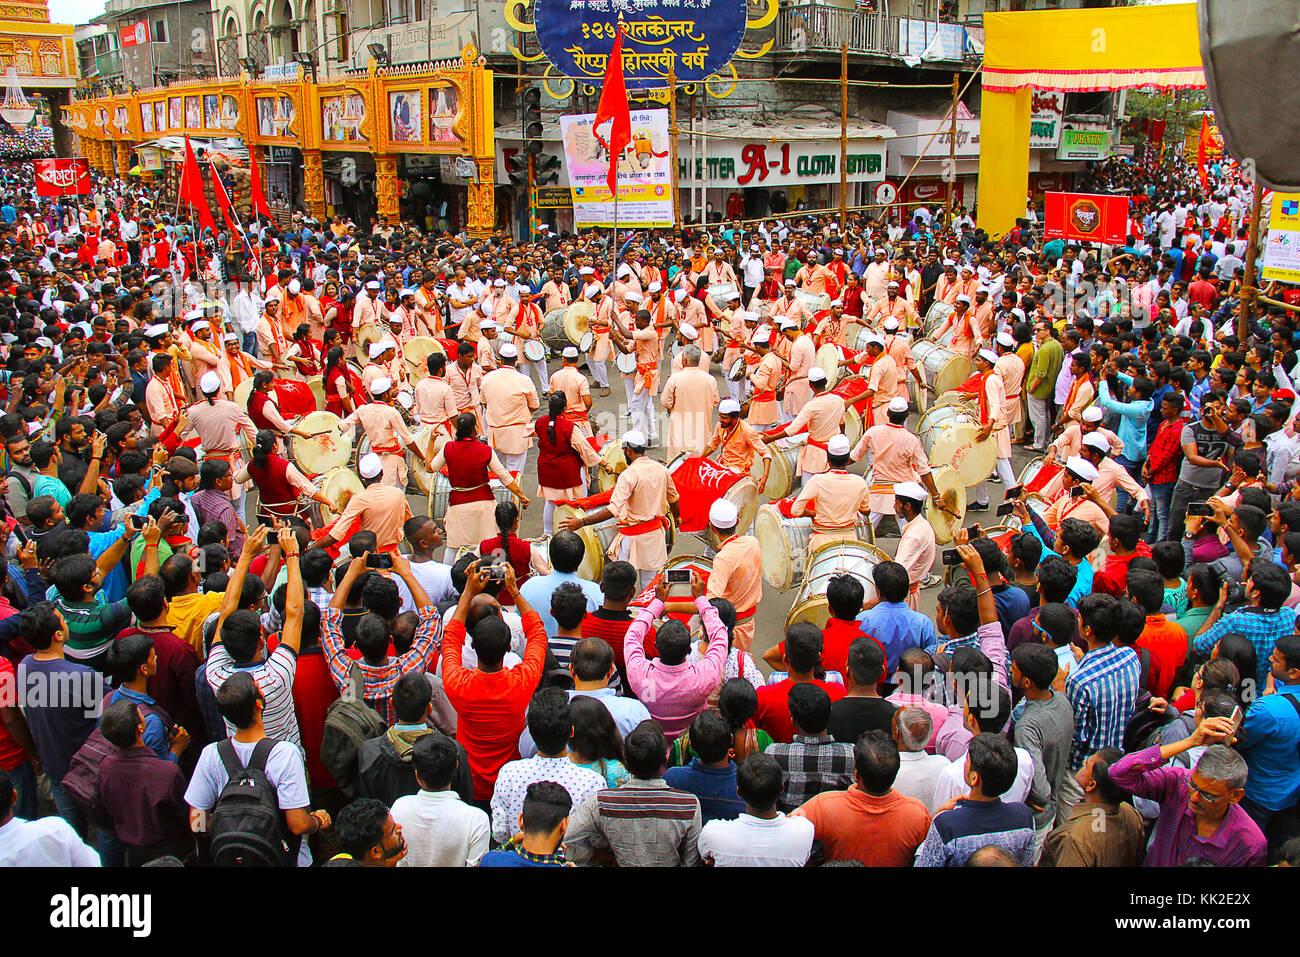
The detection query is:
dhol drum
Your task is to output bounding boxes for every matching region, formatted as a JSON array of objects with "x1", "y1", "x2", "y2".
[
  {"x1": 403, "y1": 336, "x2": 444, "y2": 383},
  {"x1": 921, "y1": 300, "x2": 954, "y2": 340},
  {"x1": 596, "y1": 439, "x2": 628, "y2": 493},
  {"x1": 911, "y1": 340, "x2": 971, "y2": 414},
  {"x1": 578, "y1": 330, "x2": 595, "y2": 354},
  {"x1": 930, "y1": 392, "x2": 978, "y2": 412},
  {"x1": 944, "y1": 524, "x2": 1019, "y2": 585},
  {"x1": 306, "y1": 376, "x2": 326, "y2": 411},
  {"x1": 233, "y1": 376, "x2": 255, "y2": 412},
  {"x1": 428, "y1": 473, "x2": 517, "y2": 523},
  {"x1": 815, "y1": 342, "x2": 842, "y2": 388},
  {"x1": 830, "y1": 374, "x2": 873, "y2": 447},
  {"x1": 404, "y1": 426, "x2": 440, "y2": 494},
  {"x1": 275, "y1": 380, "x2": 318, "y2": 418},
  {"x1": 918, "y1": 402, "x2": 997, "y2": 488},
  {"x1": 563, "y1": 300, "x2": 594, "y2": 345},
  {"x1": 355, "y1": 322, "x2": 385, "y2": 360},
  {"x1": 541, "y1": 309, "x2": 573, "y2": 354},
  {"x1": 522, "y1": 339, "x2": 547, "y2": 363},
  {"x1": 557, "y1": 505, "x2": 676, "y2": 582},
  {"x1": 1017, "y1": 455, "x2": 1064, "y2": 498},
  {"x1": 709, "y1": 282, "x2": 740, "y2": 304},
  {"x1": 786, "y1": 540, "x2": 891, "y2": 629},
  {"x1": 315, "y1": 467, "x2": 364, "y2": 527},
  {"x1": 291, "y1": 410, "x2": 351, "y2": 477},
  {"x1": 615, "y1": 351, "x2": 638, "y2": 376},
  {"x1": 726, "y1": 356, "x2": 747, "y2": 382},
  {"x1": 797, "y1": 289, "x2": 832, "y2": 315},
  {"x1": 754, "y1": 502, "x2": 816, "y2": 590},
  {"x1": 926, "y1": 465, "x2": 967, "y2": 545},
  {"x1": 667, "y1": 454, "x2": 760, "y2": 549},
  {"x1": 753, "y1": 436, "x2": 803, "y2": 500},
  {"x1": 629, "y1": 554, "x2": 714, "y2": 625}
]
